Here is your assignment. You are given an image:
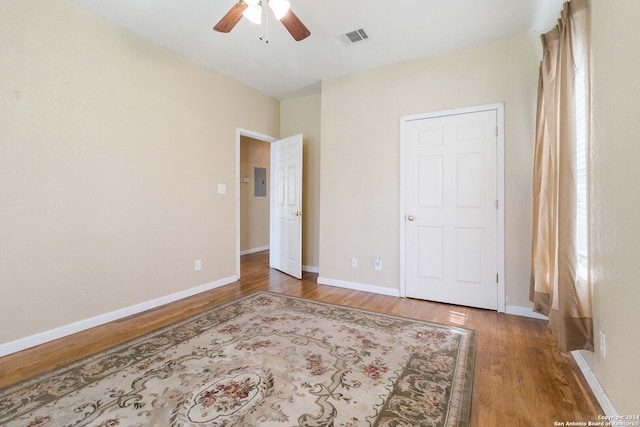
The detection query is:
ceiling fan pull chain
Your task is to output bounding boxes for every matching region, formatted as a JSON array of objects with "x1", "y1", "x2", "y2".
[
  {"x1": 258, "y1": 1, "x2": 269, "y2": 43},
  {"x1": 264, "y1": 4, "x2": 270, "y2": 43}
]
